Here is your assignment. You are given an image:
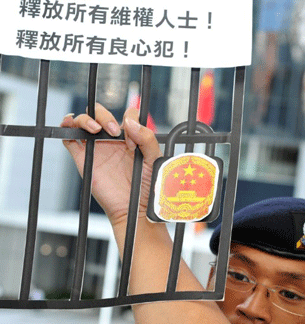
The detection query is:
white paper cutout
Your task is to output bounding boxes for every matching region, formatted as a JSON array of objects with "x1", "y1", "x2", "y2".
[{"x1": 0, "y1": 0, "x2": 252, "y2": 68}]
